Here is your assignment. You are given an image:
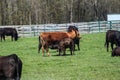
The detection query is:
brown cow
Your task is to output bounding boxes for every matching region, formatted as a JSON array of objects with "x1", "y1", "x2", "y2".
[
  {"x1": 0, "y1": 54, "x2": 22, "y2": 80},
  {"x1": 39, "y1": 27, "x2": 80, "y2": 56},
  {"x1": 58, "y1": 38, "x2": 74, "y2": 56}
]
